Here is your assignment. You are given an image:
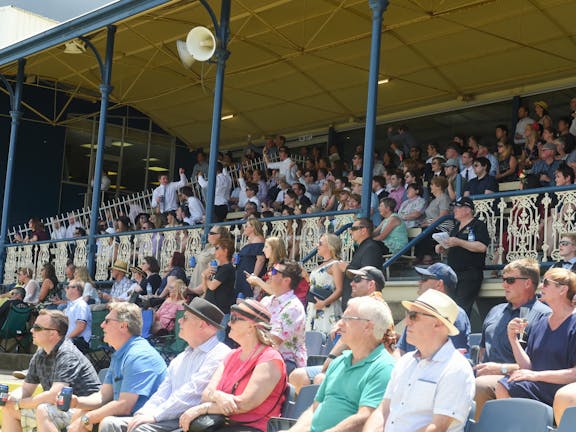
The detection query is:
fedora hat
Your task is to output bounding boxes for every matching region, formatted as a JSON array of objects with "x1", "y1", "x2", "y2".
[
  {"x1": 184, "y1": 297, "x2": 225, "y2": 329},
  {"x1": 401, "y1": 289, "x2": 460, "y2": 336},
  {"x1": 110, "y1": 260, "x2": 129, "y2": 273}
]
